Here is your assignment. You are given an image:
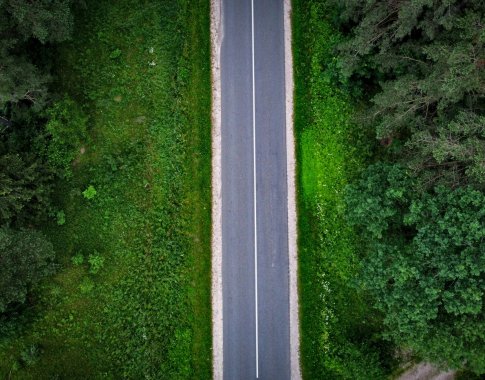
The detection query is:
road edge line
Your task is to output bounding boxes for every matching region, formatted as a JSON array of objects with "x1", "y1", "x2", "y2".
[
  {"x1": 211, "y1": 0, "x2": 223, "y2": 379},
  {"x1": 284, "y1": 0, "x2": 301, "y2": 379}
]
